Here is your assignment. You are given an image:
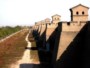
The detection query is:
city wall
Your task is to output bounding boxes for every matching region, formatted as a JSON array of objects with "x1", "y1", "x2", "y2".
[
  {"x1": 46, "y1": 23, "x2": 58, "y2": 41},
  {"x1": 62, "y1": 21, "x2": 87, "y2": 32},
  {"x1": 40, "y1": 24, "x2": 46, "y2": 36}
]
